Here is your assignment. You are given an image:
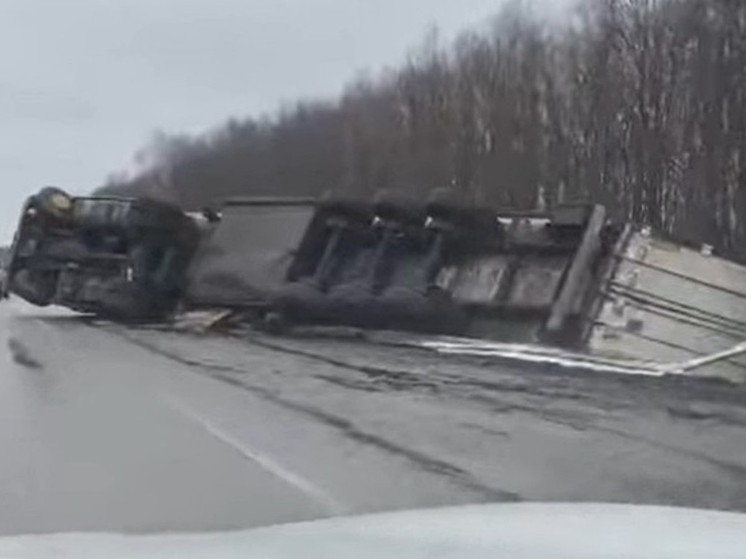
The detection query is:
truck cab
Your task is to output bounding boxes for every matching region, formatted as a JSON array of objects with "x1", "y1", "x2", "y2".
[{"x1": 3, "y1": 187, "x2": 201, "y2": 320}]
